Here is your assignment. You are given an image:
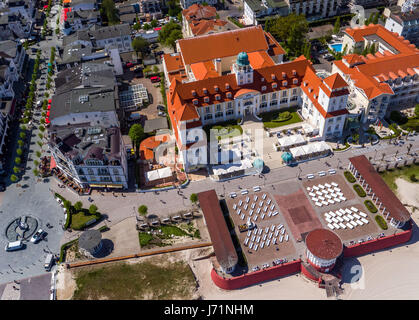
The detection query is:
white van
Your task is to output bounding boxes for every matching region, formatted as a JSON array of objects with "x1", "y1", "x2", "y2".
[
  {"x1": 5, "y1": 240, "x2": 24, "y2": 252},
  {"x1": 44, "y1": 254, "x2": 54, "y2": 271}
]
